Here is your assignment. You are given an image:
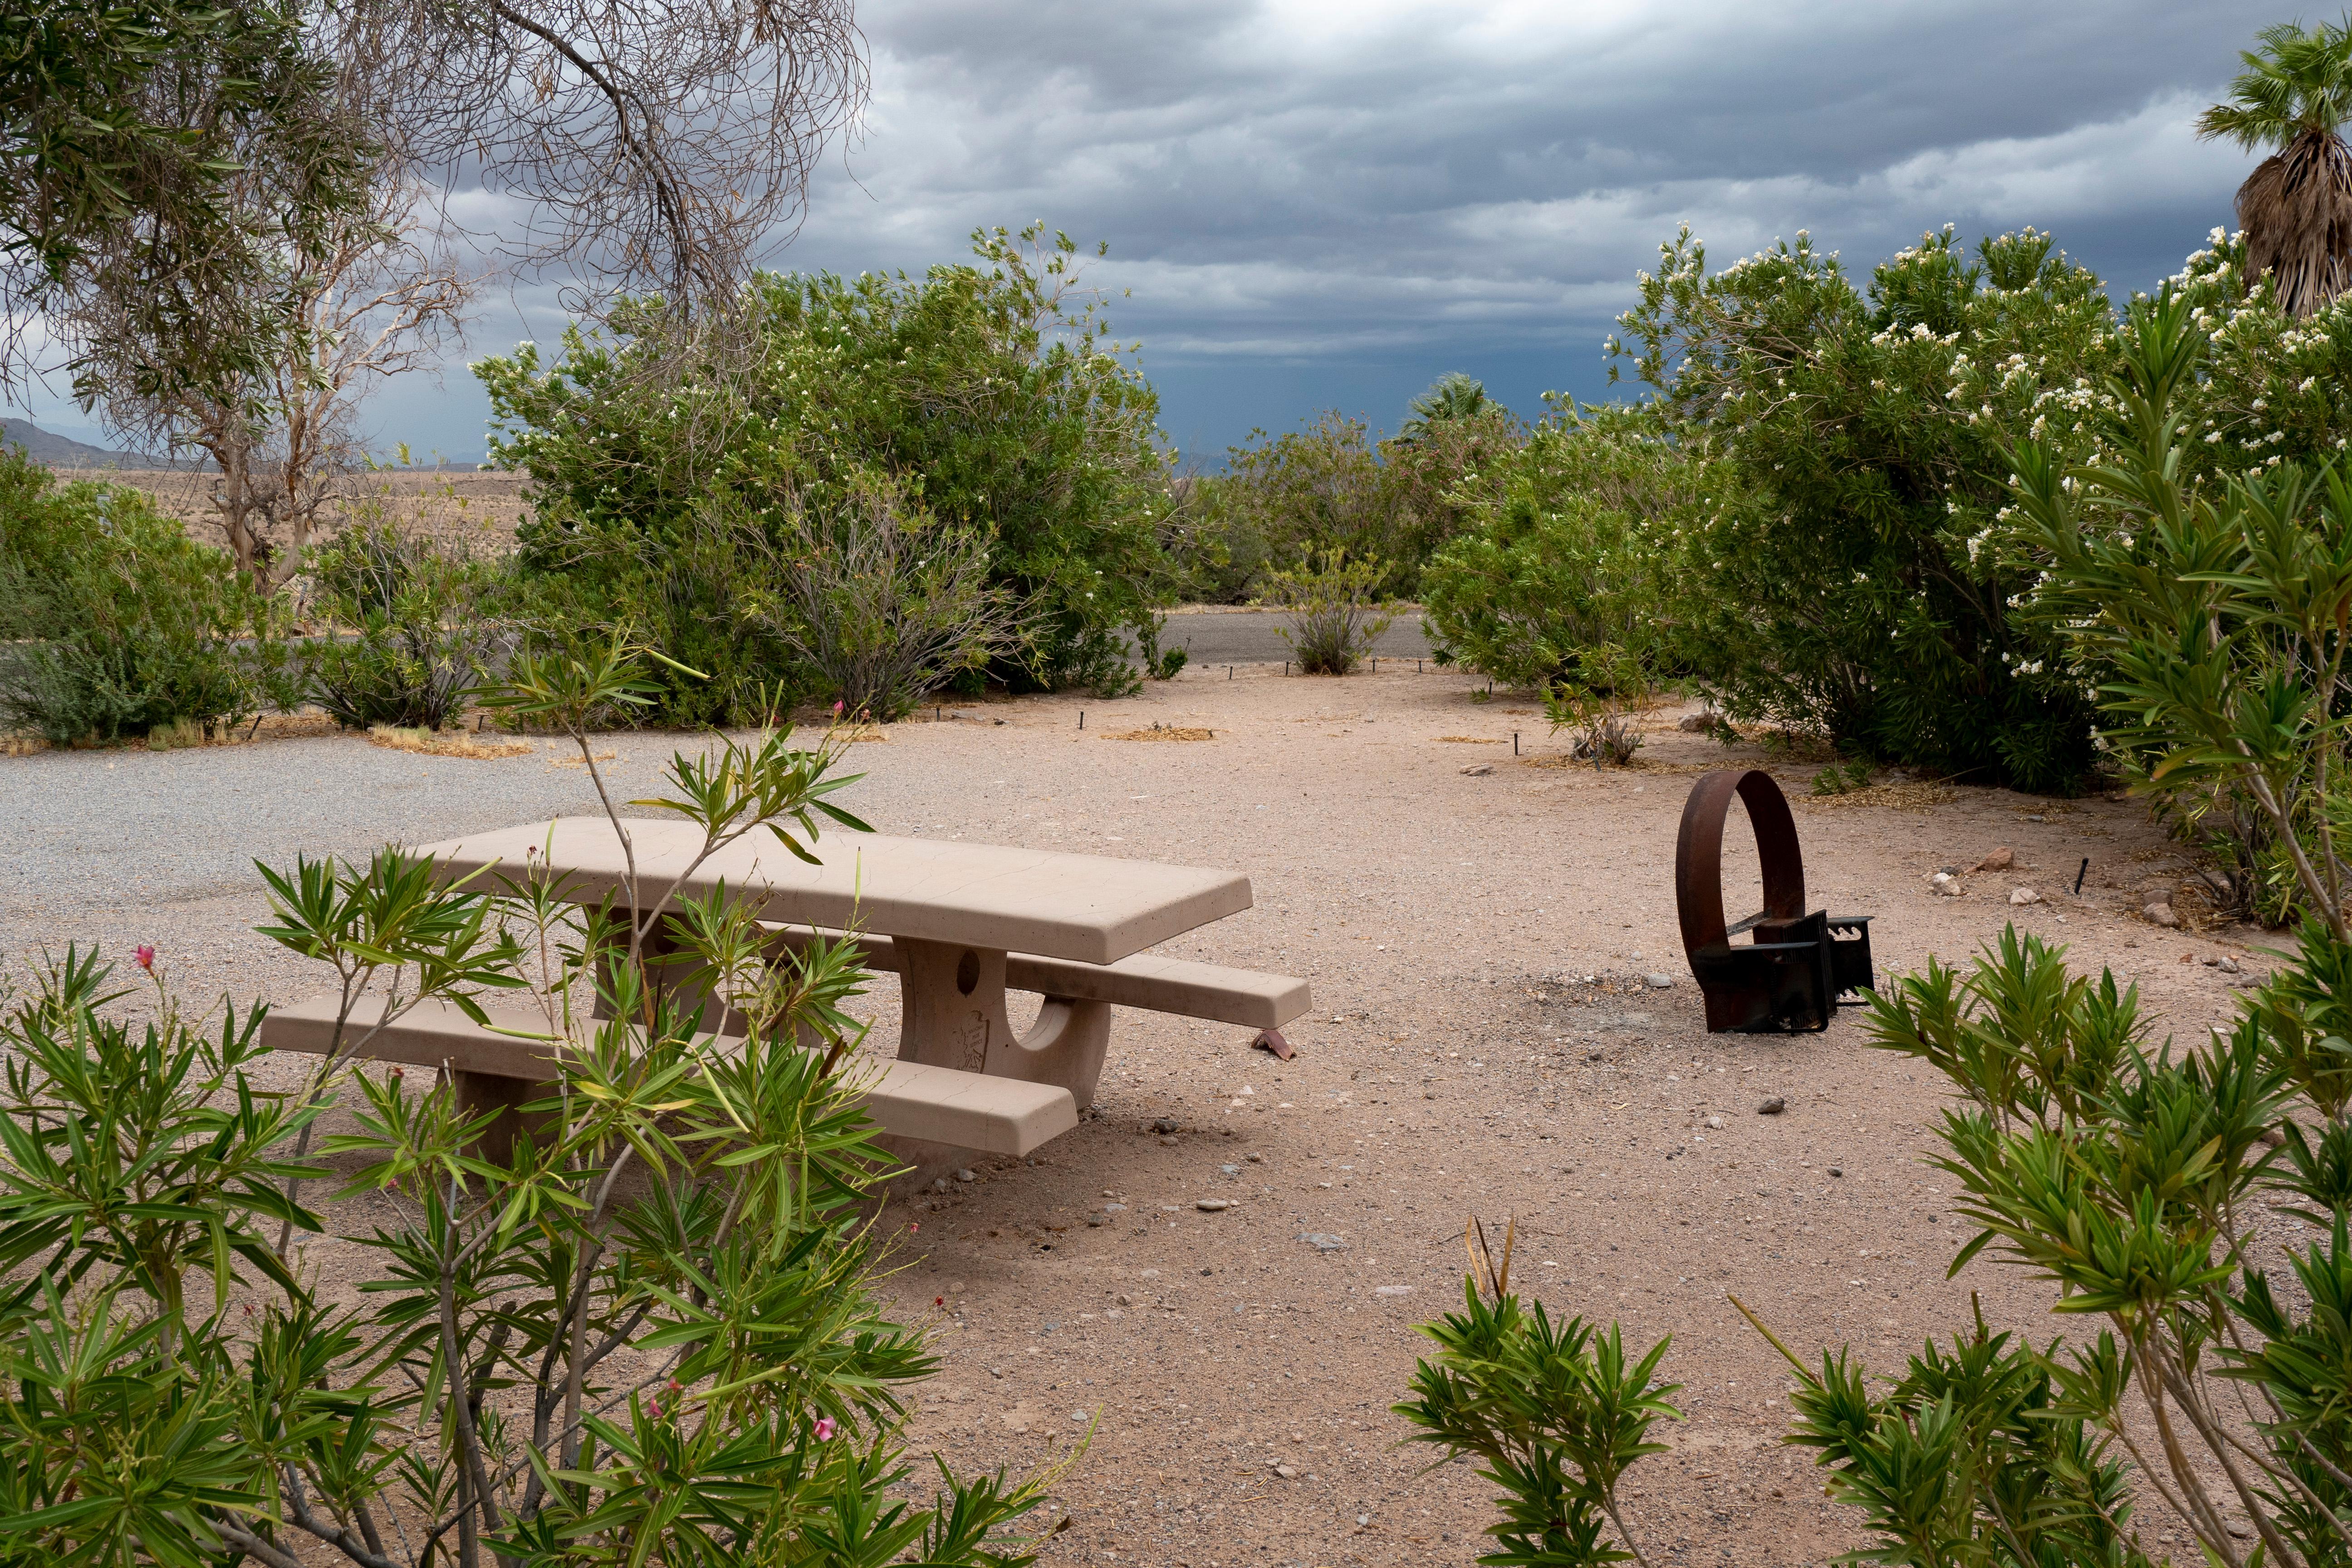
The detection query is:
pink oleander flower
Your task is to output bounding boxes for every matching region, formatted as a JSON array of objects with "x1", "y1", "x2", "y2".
[
  {"x1": 814, "y1": 1417, "x2": 837, "y2": 1441},
  {"x1": 135, "y1": 945, "x2": 156, "y2": 972}
]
